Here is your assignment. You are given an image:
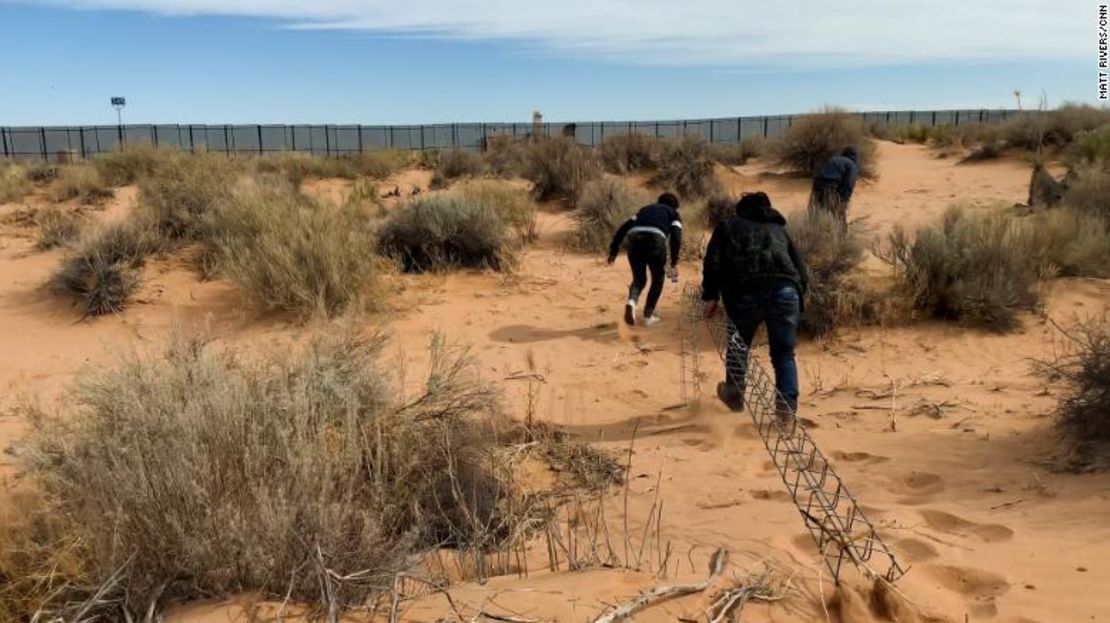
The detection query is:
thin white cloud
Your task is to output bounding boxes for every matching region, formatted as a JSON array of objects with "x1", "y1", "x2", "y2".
[{"x1": 21, "y1": 0, "x2": 1089, "y2": 67}]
